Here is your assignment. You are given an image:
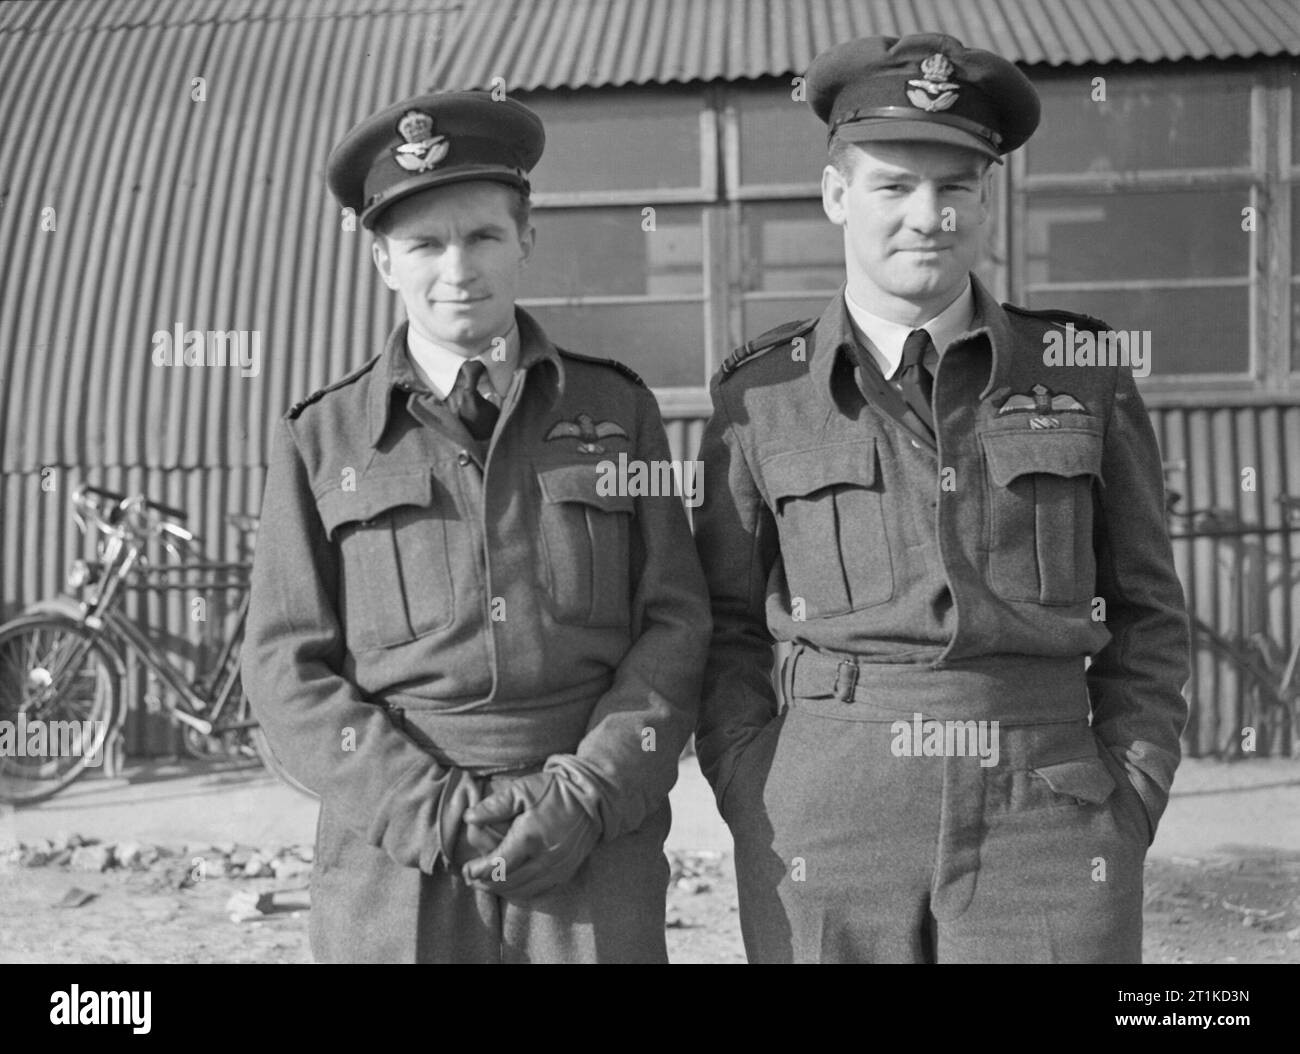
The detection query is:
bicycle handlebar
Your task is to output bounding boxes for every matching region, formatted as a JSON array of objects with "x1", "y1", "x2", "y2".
[{"x1": 79, "y1": 483, "x2": 188, "y2": 524}]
